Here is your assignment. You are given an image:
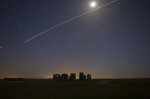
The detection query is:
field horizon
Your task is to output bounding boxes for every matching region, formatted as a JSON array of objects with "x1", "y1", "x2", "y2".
[{"x1": 1, "y1": 79, "x2": 150, "y2": 99}]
